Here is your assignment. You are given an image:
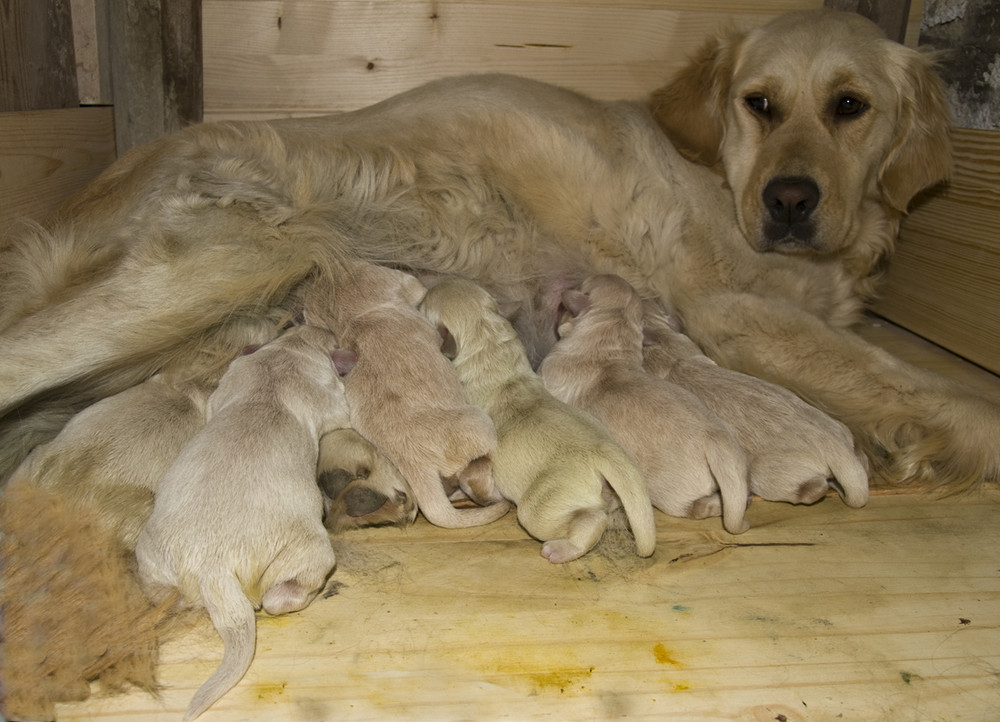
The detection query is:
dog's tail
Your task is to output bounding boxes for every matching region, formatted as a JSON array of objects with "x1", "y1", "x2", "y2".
[
  {"x1": 706, "y1": 431, "x2": 751, "y2": 535},
  {"x1": 597, "y1": 443, "x2": 656, "y2": 557},
  {"x1": 185, "y1": 574, "x2": 257, "y2": 721}
]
